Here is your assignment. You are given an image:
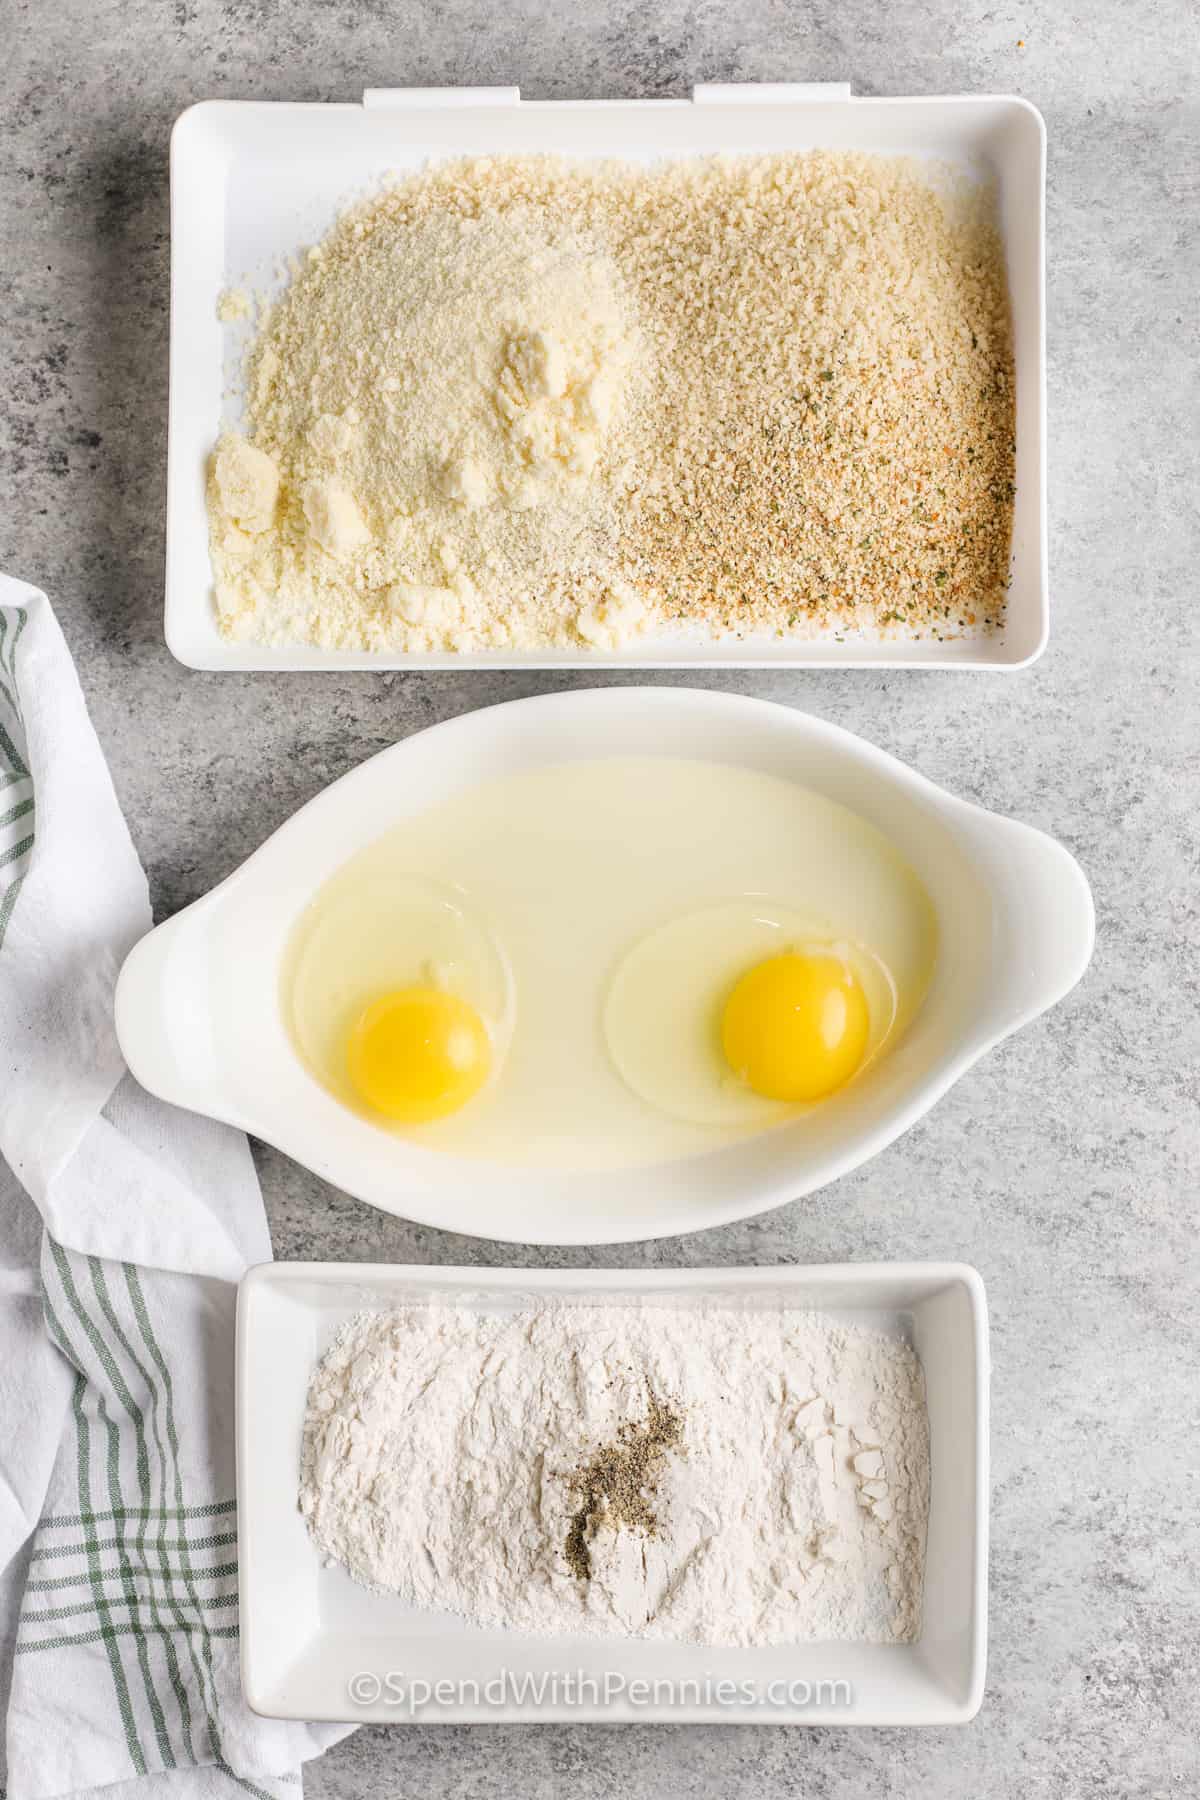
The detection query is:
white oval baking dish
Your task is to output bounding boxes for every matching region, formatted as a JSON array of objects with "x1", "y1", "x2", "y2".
[{"x1": 114, "y1": 690, "x2": 1092, "y2": 1244}]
